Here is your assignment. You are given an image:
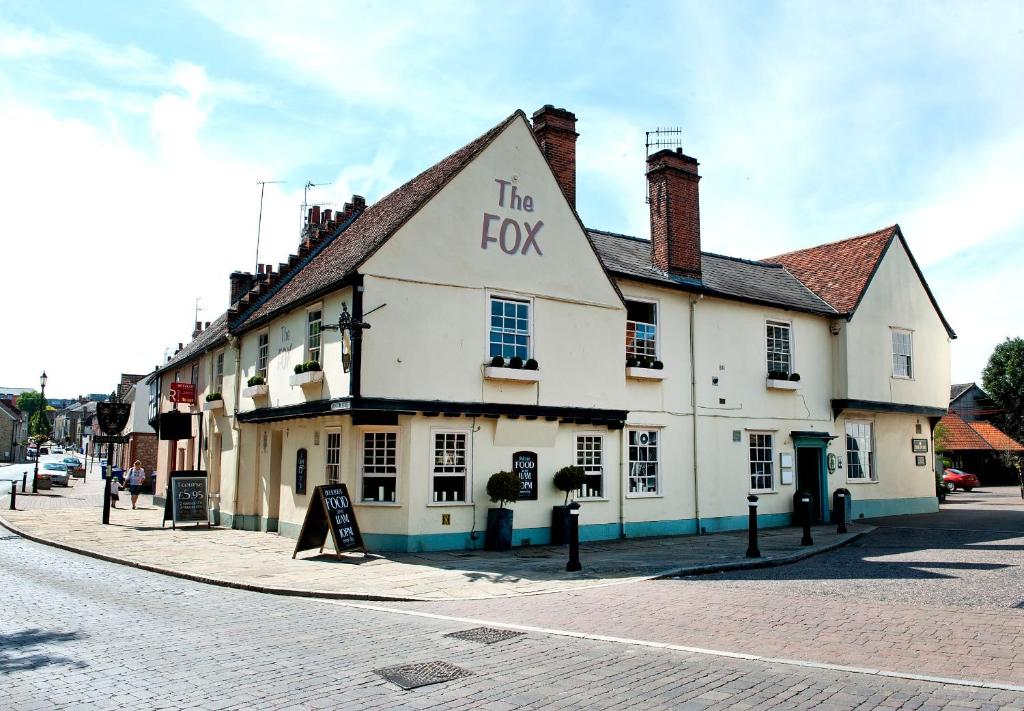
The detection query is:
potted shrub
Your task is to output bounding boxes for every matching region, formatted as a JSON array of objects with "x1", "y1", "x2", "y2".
[
  {"x1": 508, "y1": 356, "x2": 523, "y2": 369},
  {"x1": 490, "y1": 355, "x2": 504, "y2": 367},
  {"x1": 305, "y1": 360, "x2": 322, "y2": 372},
  {"x1": 247, "y1": 375, "x2": 265, "y2": 387},
  {"x1": 294, "y1": 363, "x2": 306, "y2": 374},
  {"x1": 205, "y1": 392, "x2": 223, "y2": 402},
  {"x1": 551, "y1": 465, "x2": 586, "y2": 545},
  {"x1": 525, "y1": 358, "x2": 539, "y2": 371},
  {"x1": 789, "y1": 372, "x2": 801, "y2": 382},
  {"x1": 485, "y1": 470, "x2": 520, "y2": 551}
]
